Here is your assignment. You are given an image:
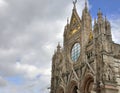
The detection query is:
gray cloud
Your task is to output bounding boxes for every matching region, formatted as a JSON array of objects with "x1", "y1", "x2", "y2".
[{"x1": 0, "y1": 0, "x2": 75, "y2": 92}]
